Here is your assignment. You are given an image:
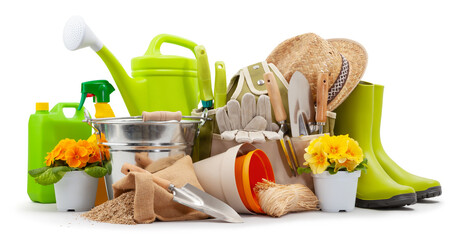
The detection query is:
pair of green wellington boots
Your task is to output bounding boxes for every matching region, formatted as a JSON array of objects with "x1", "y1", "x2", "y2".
[{"x1": 334, "y1": 82, "x2": 441, "y2": 208}]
